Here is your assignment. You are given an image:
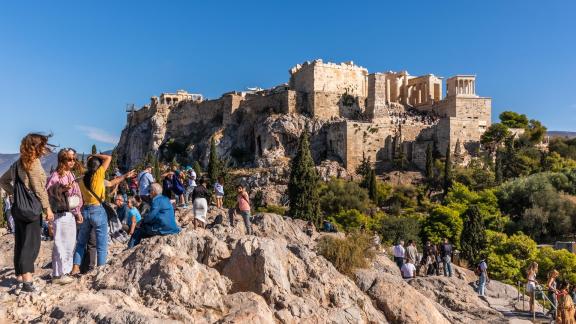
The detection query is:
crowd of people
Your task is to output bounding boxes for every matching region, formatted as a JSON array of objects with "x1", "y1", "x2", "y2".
[{"x1": 0, "y1": 133, "x2": 254, "y2": 294}]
